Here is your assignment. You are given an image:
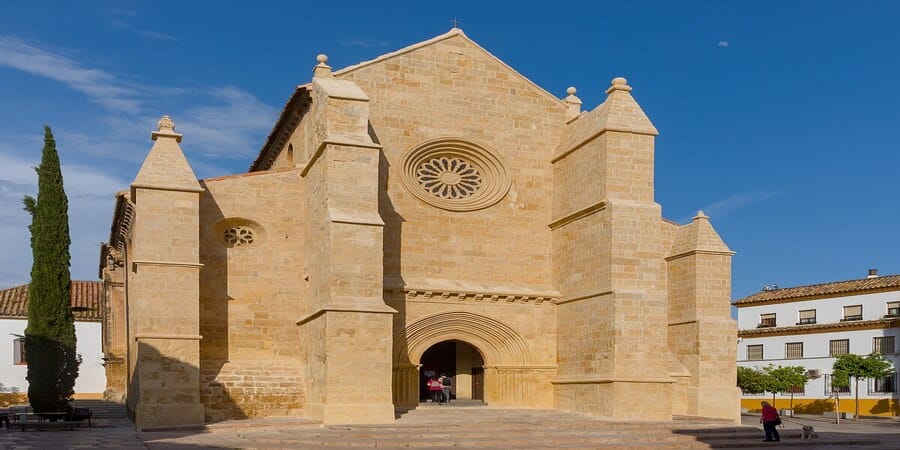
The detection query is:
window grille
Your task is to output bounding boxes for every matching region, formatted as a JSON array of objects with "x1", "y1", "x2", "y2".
[
  {"x1": 869, "y1": 375, "x2": 896, "y2": 394},
  {"x1": 798, "y1": 309, "x2": 816, "y2": 325},
  {"x1": 824, "y1": 374, "x2": 851, "y2": 395},
  {"x1": 783, "y1": 384, "x2": 805, "y2": 395},
  {"x1": 747, "y1": 344, "x2": 763, "y2": 361},
  {"x1": 873, "y1": 336, "x2": 895, "y2": 355},
  {"x1": 829, "y1": 339, "x2": 849, "y2": 357},
  {"x1": 785, "y1": 342, "x2": 804, "y2": 359}
]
